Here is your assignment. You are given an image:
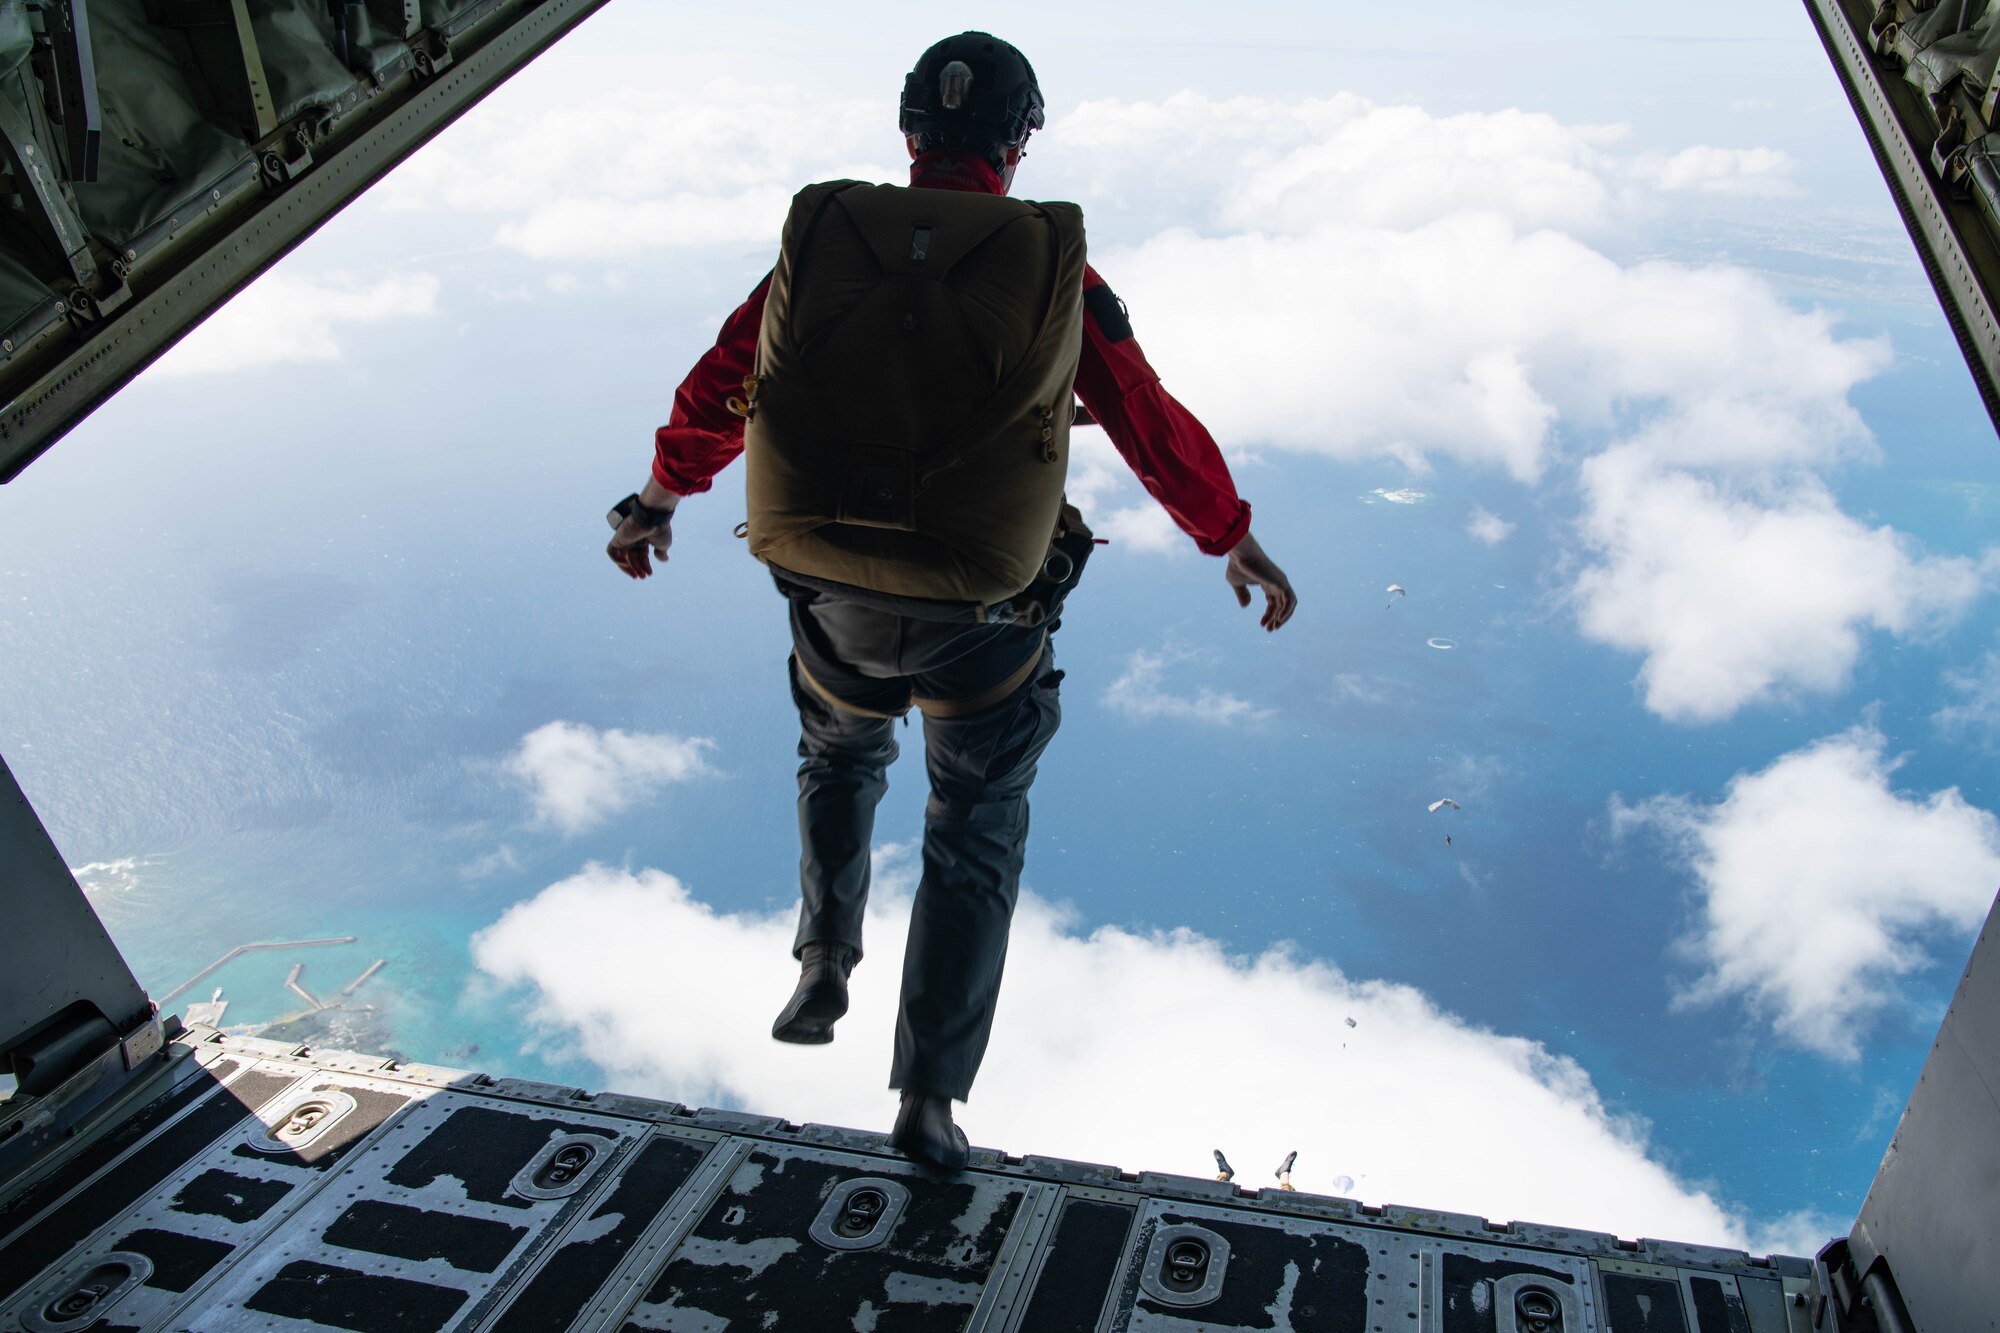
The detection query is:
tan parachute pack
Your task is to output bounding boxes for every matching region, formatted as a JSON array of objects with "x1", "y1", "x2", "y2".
[{"x1": 743, "y1": 180, "x2": 1087, "y2": 605}]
